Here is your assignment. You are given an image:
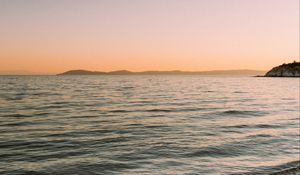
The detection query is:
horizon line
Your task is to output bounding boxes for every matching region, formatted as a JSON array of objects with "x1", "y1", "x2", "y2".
[{"x1": 0, "y1": 68, "x2": 268, "y2": 76}]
